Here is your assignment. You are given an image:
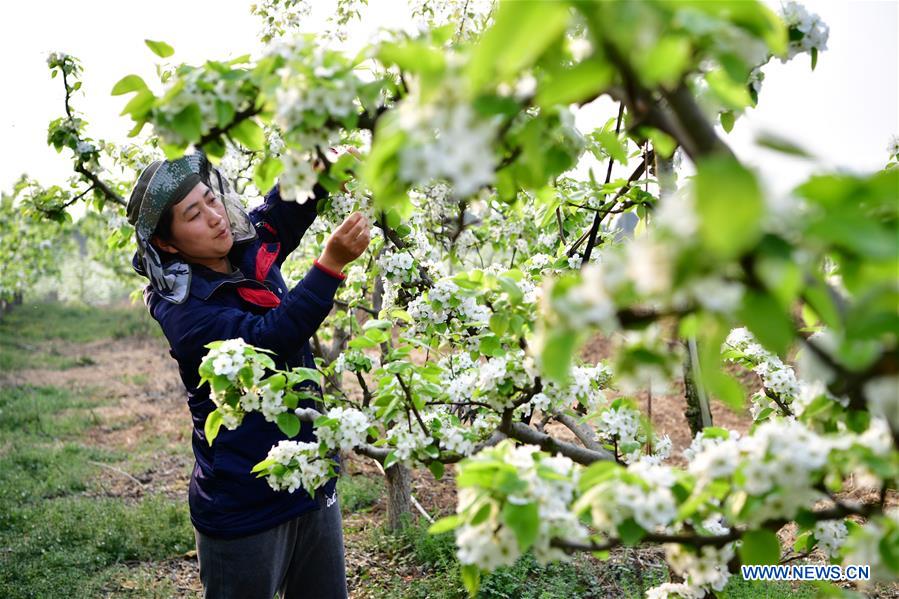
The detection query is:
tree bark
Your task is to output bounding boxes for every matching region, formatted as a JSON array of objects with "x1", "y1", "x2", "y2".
[
  {"x1": 683, "y1": 347, "x2": 708, "y2": 438},
  {"x1": 384, "y1": 463, "x2": 413, "y2": 531}
]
